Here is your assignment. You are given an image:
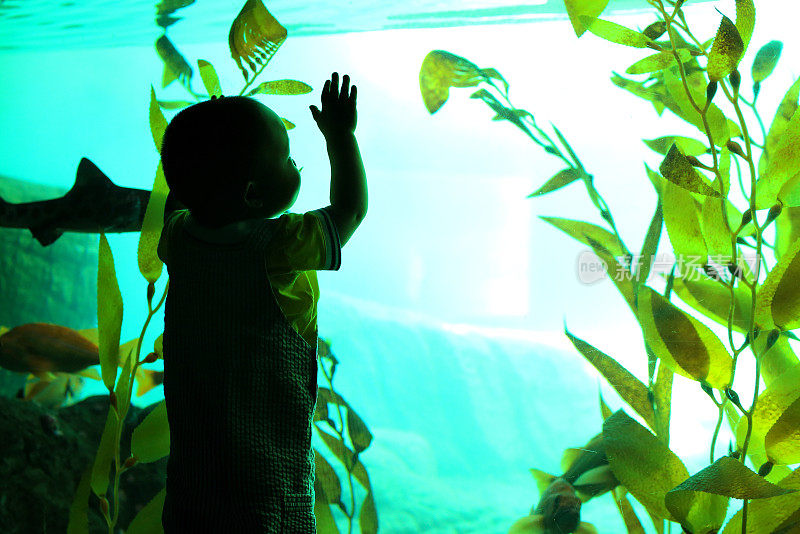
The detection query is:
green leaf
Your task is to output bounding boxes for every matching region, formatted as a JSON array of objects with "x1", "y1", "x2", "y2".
[
  {"x1": 126, "y1": 488, "x2": 166, "y2": 534},
  {"x1": 419, "y1": 50, "x2": 483, "y2": 114},
  {"x1": 540, "y1": 216, "x2": 626, "y2": 257},
  {"x1": 197, "y1": 59, "x2": 223, "y2": 97},
  {"x1": 313, "y1": 450, "x2": 341, "y2": 504},
  {"x1": 528, "y1": 168, "x2": 584, "y2": 197},
  {"x1": 758, "y1": 101, "x2": 800, "y2": 210},
  {"x1": 137, "y1": 164, "x2": 167, "y2": 284},
  {"x1": 67, "y1": 467, "x2": 92, "y2": 534},
  {"x1": 760, "y1": 77, "x2": 800, "y2": 180},
  {"x1": 565, "y1": 327, "x2": 656, "y2": 431},
  {"x1": 113, "y1": 344, "x2": 136, "y2": 422},
  {"x1": 149, "y1": 86, "x2": 168, "y2": 153},
  {"x1": 313, "y1": 479, "x2": 340, "y2": 533},
  {"x1": 613, "y1": 487, "x2": 647, "y2": 534},
  {"x1": 155, "y1": 34, "x2": 192, "y2": 90},
  {"x1": 635, "y1": 201, "x2": 662, "y2": 290},
  {"x1": 754, "y1": 237, "x2": 800, "y2": 329},
  {"x1": 247, "y1": 79, "x2": 312, "y2": 96},
  {"x1": 752, "y1": 41, "x2": 783, "y2": 84},
  {"x1": 653, "y1": 360, "x2": 673, "y2": 445},
  {"x1": 478, "y1": 68, "x2": 509, "y2": 93},
  {"x1": 708, "y1": 15, "x2": 745, "y2": 82},
  {"x1": 661, "y1": 179, "x2": 709, "y2": 261},
  {"x1": 660, "y1": 144, "x2": 722, "y2": 197},
  {"x1": 280, "y1": 118, "x2": 295, "y2": 130},
  {"x1": 579, "y1": 16, "x2": 650, "y2": 48},
  {"x1": 97, "y1": 234, "x2": 123, "y2": 391},
  {"x1": 91, "y1": 408, "x2": 119, "y2": 496},
  {"x1": 644, "y1": 136, "x2": 707, "y2": 157},
  {"x1": 599, "y1": 391, "x2": 613, "y2": 421},
  {"x1": 131, "y1": 400, "x2": 170, "y2": 463},
  {"x1": 157, "y1": 100, "x2": 193, "y2": 110},
  {"x1": 603, "y1": 410, "x2": 689, "y2": 521},
  {"x1": 563, "y1": 0, "x2": 610, "y2": 36},
  {"x1": 316, "y1": 427, "x2": 371, "y2": 489},
  {"x1": 228, "y1": 0, "x2": 286, "y2": 81},
  {"x1": 636, "y1": 286, "x2": 733, "y2": 388},
  {"x1": 734, "y1": 0, "x2": 756, "y2": 54},
  {"x1": 359, "y1": 491, "x2": 379, "y2": 534},
  {"x1": 663, "y1": 66, "x2": 731, "y2": 146},
  {"x1": 766, "y1": 396, "x2": 800, "y2": 464},
  {"x1": 666, "y1": 457, "x2": 791, "y2": 533},
  {"x1": 671, "y1": 277, "x2": 752, "y2": 333},
  {"x1": 700, "y1": 195, "x2": 733, "y2": 257},
  {"x1": 722, "y1": 467, "x2": 800, "y2": 534},
  {"x1": 626, "y1": 49, "x2": 692, "y2": 75},
  {"x1": 347, "y1": 407, "x2": 372, "y2": 453},
  {"x1": 735, "y1": 367, "x2": 800, "y2": 464}
]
